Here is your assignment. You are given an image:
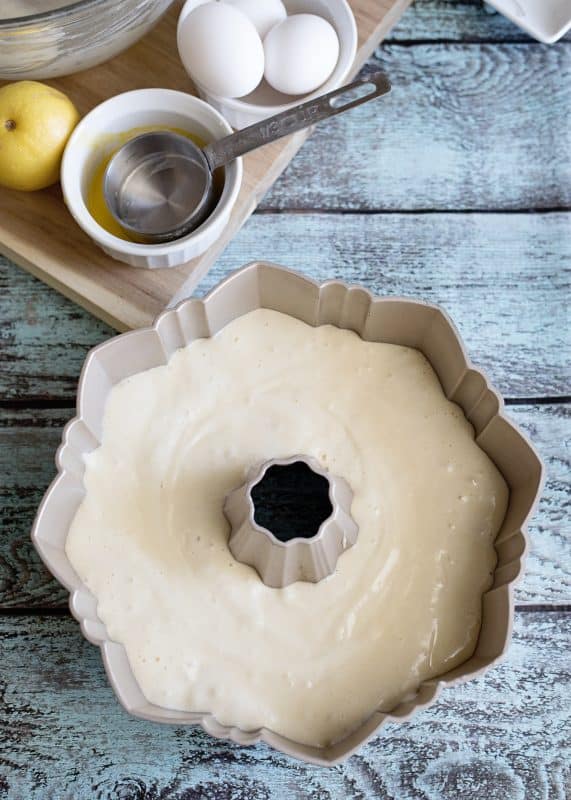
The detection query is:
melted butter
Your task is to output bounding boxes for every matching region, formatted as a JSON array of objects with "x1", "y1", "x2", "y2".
[
  {"x1": 65, "y1": 310, "x2": 508, "y2": 747},
  {"x1": 85, "y1": 126, "x2": 208, "y2": 241}
]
